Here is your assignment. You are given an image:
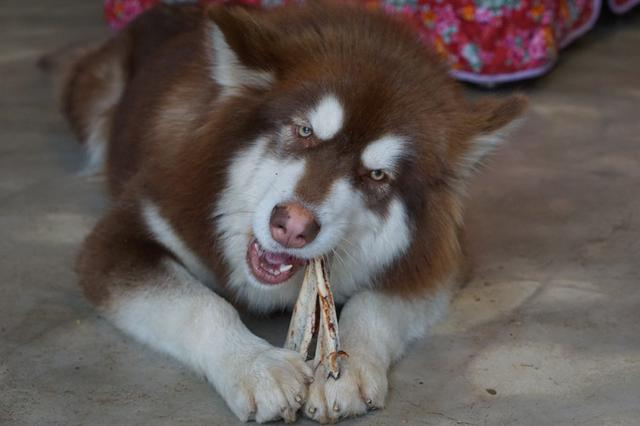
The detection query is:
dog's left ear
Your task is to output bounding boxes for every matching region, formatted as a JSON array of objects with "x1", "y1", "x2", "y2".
[
  {"x1": 455, "y1": 94, "x2": 528, "y2": 176},
  {"x1": 207, "y1": 7, "x2": 278, "y2": 94}
]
